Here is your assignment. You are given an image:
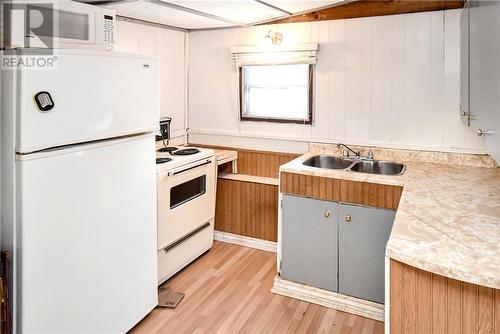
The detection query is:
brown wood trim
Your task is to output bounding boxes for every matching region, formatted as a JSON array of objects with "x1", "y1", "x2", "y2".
[
  {"x1": 215, "y1": 178, "x2": 278, "y2": 242},
  {"x1": 308, "y1": 63, "x2": 314, "y2": 124},
  {"x1": 390, "y1": 259, "x2": 500, "y2": 334},
  {"x1": 264, "y1": 0, "x2": 465, "y2": 25},
  {"x1": 280, "y1": 171, "x2": 403, "y2": 210},
  {"x1": 239, "y1": 67, "x2": 244, "y2": 122},
  {"x1": 239, "y1": 65, "x2": 313, "y2": 125}
]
